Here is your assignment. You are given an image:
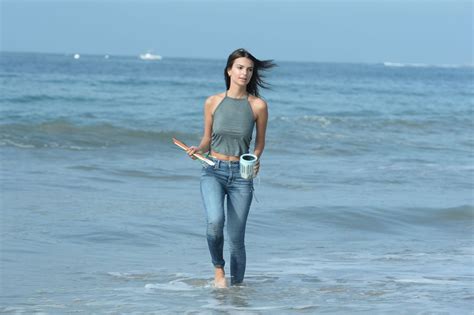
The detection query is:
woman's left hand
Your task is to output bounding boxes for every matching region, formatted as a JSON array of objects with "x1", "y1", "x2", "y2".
[{"x1": 253, "y1": 159, "x2": 260, "y2": 176}]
